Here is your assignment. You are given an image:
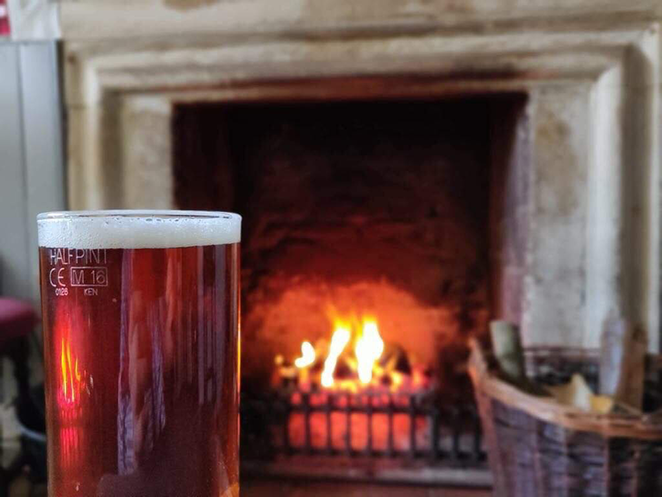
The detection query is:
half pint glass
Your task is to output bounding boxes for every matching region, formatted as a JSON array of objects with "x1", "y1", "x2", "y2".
[{"x1": 37, "y1": 211, "x2": 241, "y2": 497}]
